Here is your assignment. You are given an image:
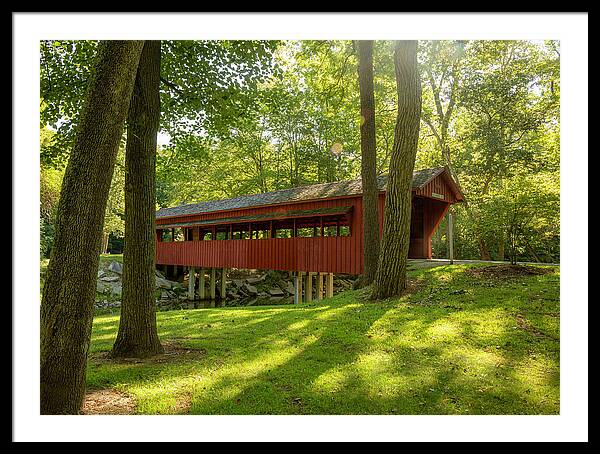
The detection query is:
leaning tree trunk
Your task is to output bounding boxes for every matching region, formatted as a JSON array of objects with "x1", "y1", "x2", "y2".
[
  {"x1": 371, "y1": 41, "x2": 421, "y2": 300},
  {"x1": 40, "y1": 41, "x2": 144, "y2": 414},
  {"x1": 112, "y1": 41, "x2": 164, "y2": 358},
  {"x1": 356, "y1": 40, "x2": 380, "y2": 287}
]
